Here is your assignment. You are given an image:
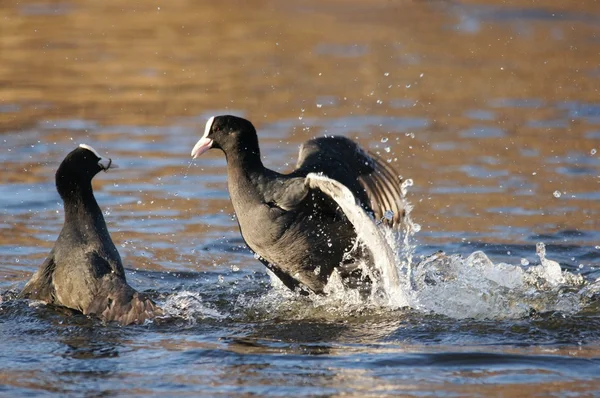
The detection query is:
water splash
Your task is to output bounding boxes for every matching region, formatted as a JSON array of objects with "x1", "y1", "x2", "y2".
[
  {"x1": 306, "y1": 173, "x2": 407, "y2": 308},
  {"x1": 409, "y1": 250, "x2": 588, "y2": 319},
  {"x1": 250, "y1": 174, "x2": 599, "y2": 320},
  {"x1": 160, "y1": 291, "x2": 227, "y2": 322}
]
